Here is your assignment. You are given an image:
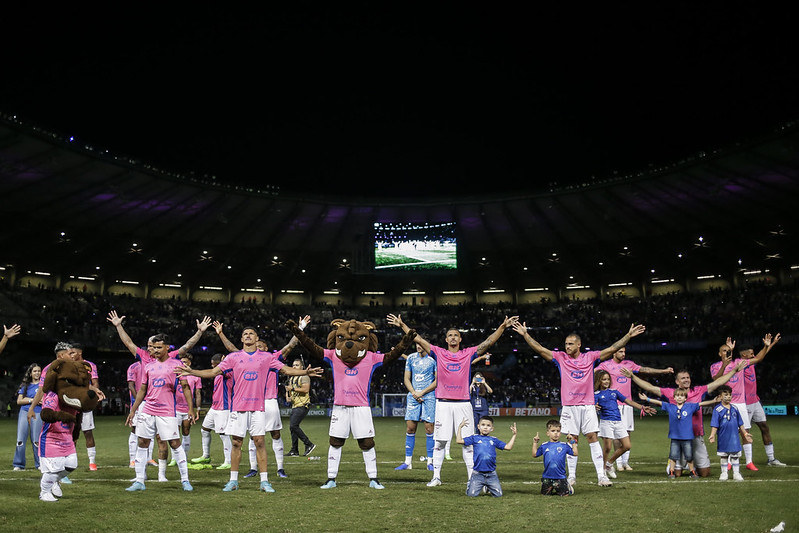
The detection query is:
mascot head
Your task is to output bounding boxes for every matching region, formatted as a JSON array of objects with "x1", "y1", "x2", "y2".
[
  {"x1": 42, "y1": 358, "x2": 101, "y2": 412},
  {"x1": 326, "y1": 319, "x2": 379, "y2": 368}
]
